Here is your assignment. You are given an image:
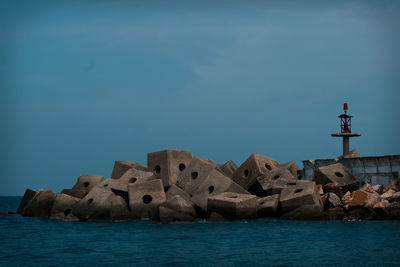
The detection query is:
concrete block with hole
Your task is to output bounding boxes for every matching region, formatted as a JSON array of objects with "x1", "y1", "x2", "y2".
[
  {"x1": 98, "y1": 168, "x2": 153, "y2": 192},
  {"x1": 249, "y1": 168, "x2": 296, "y2": 197},
  {"x1": 21, "y1": 189, "x2": 56, "y2": 218},
  {"x1": 313, "y1": 163, "x2": 360, "y2": 192},
  {"x1": 207, "y1": 192, "x2": 259, "y2": 220},
  {"x1": 147, "y1": 149, "x2": 193, "y2": 187},
  {"x1": 175, "y1": 156, "x2": 217, "y2": 195},
  {"x1": 17, "y1": 188, "x2": 37, "y2": 214},
  {"x1": 128, "y1": 179, "x2": 167, "y2": 218},
  {"x1": 49, "y1": 193, "x2": 80, "y2": 221},
  {"x1": 62, "y1": 175, "x2": 105, "y2": 199},
  {"x1": 232, "y1": 153, "x2": 280, "y2": 190},
  {"x1": 158, "y1": 206, "x2": 196, "y2": 222},
  {"x1": 279, "y1": 180, "x2": 323, "y2": 213},
  {"x1": 73, "y1": 187, "x2": 131, "y2": 220},
  {"x1": 216, "y1": 160, "x2": 238, "y2": 178},
  {"x1": 191, "y1": 170, "x2": 249, "y2": 211},
  {"x1": 281, "y1": 161, "x2": 300, "y2": 179},
  {"x1": 258, "y1": 194, "x2": 280, "y2": 217},
  {"x1": 111, "y1": 161, "x2": 147, "y2": 179},
  {"x1": 166, "y1": 184, "x2": 192, "y2": 203}
]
